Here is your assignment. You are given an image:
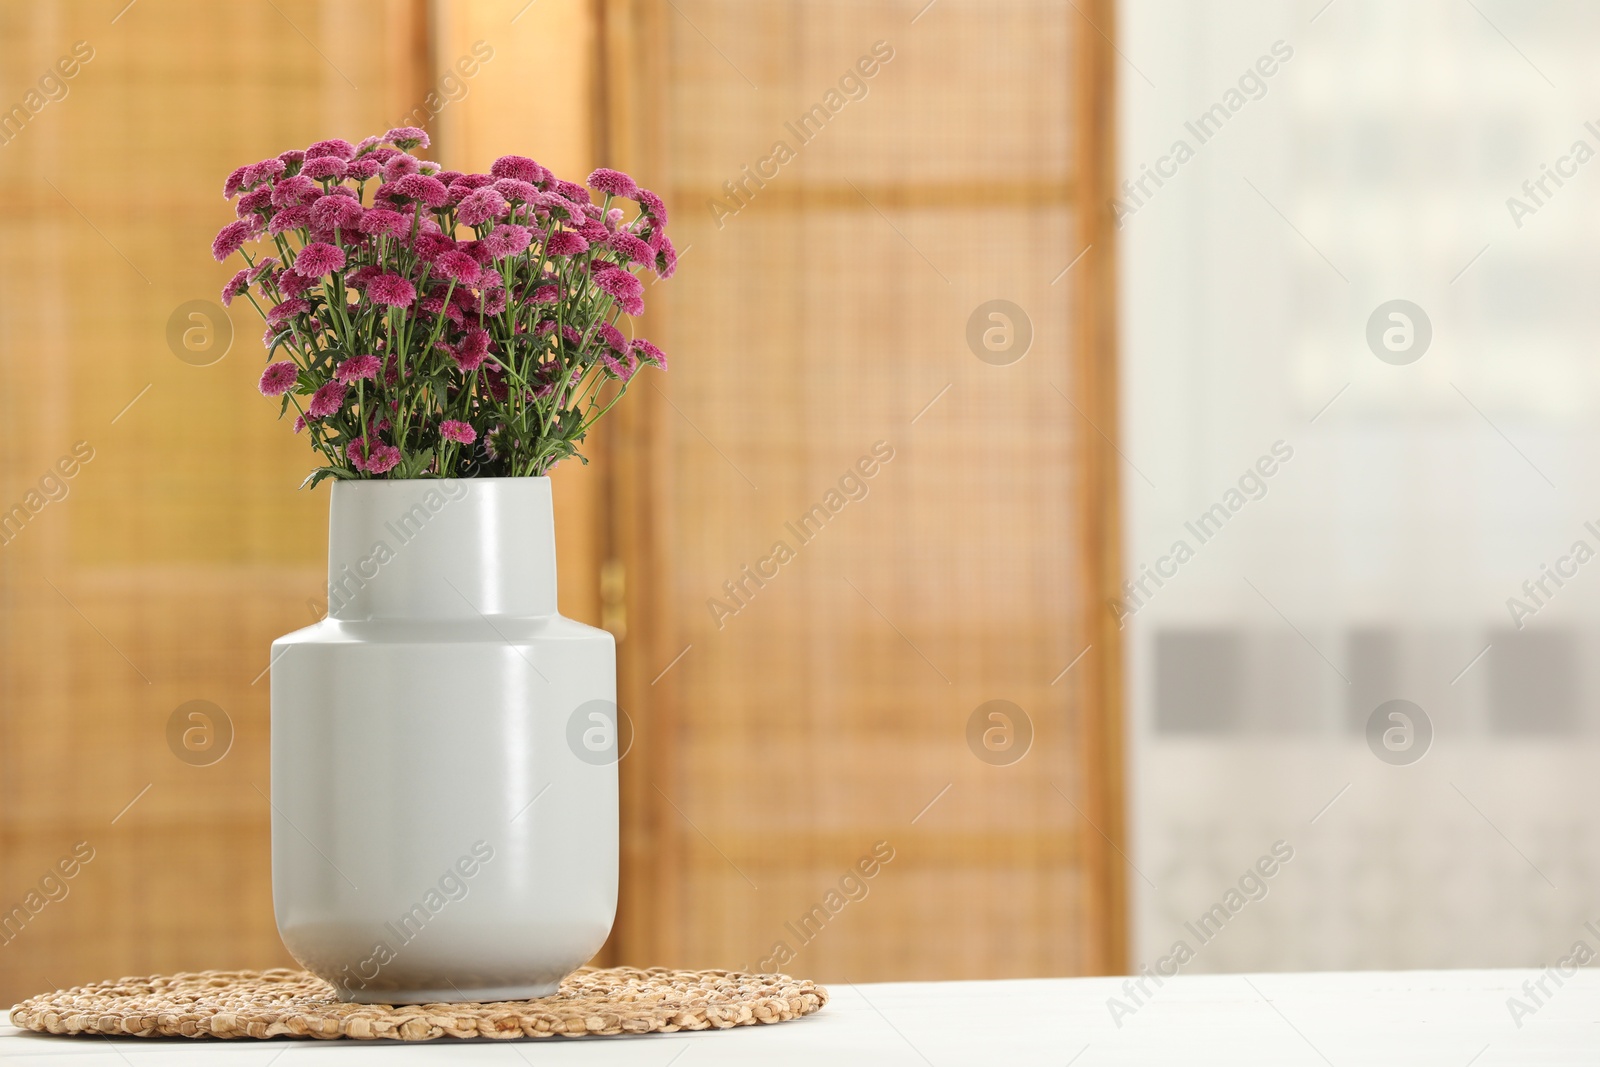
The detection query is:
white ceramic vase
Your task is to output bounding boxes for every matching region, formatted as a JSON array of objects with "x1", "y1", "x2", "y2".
[{"x1": 270, "y1": 476, "x2": 618, "y2": 1004}]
